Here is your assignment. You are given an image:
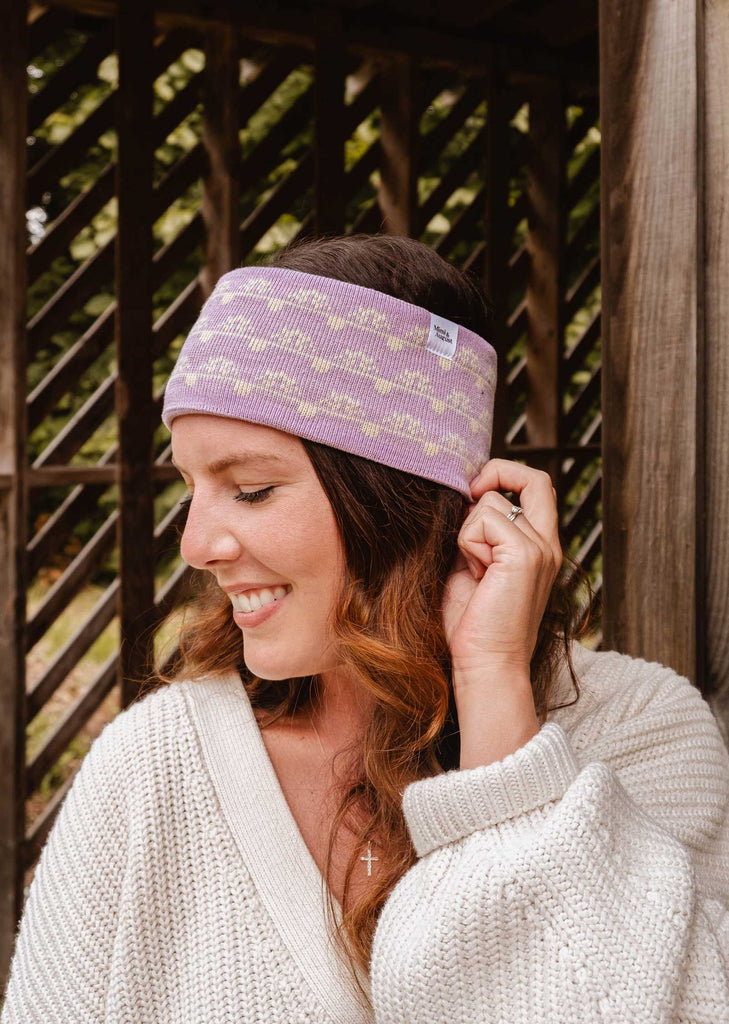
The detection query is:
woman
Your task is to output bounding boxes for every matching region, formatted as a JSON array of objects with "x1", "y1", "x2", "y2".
[{"x1": 3, "y1": 234, "x2": 728, "y2": 1023}]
